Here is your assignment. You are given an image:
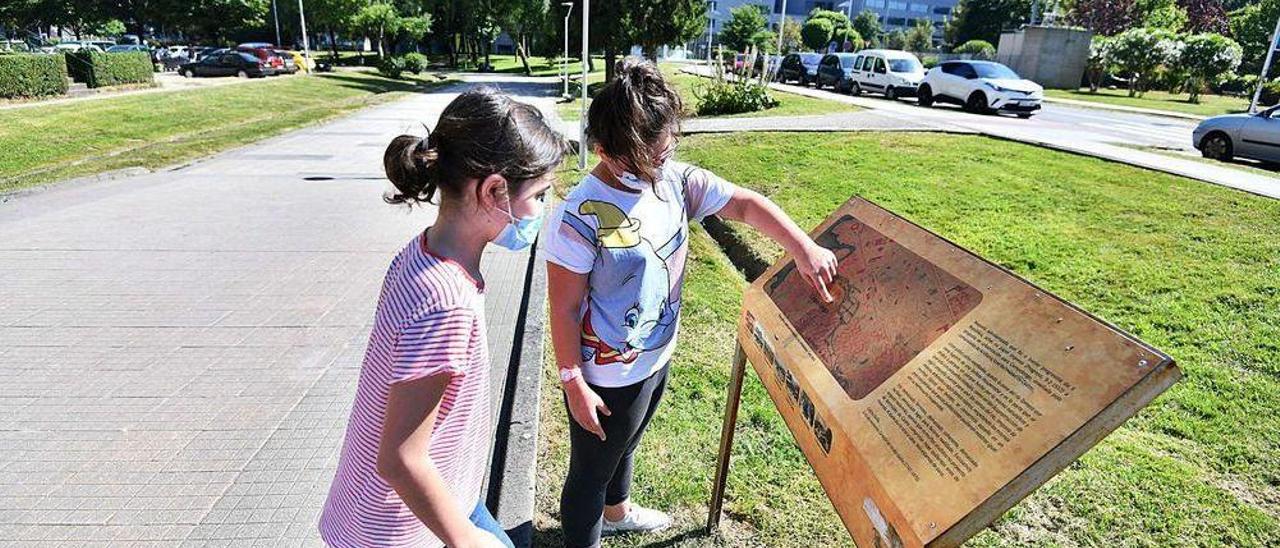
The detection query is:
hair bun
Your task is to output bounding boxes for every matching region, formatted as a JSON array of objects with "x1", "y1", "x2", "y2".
[{"x1": 383, "y1": 134, "x2": 439, "y2": 204}]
